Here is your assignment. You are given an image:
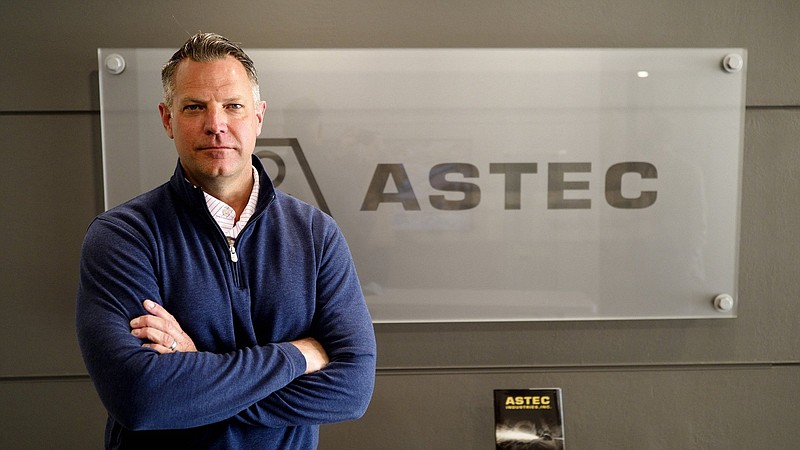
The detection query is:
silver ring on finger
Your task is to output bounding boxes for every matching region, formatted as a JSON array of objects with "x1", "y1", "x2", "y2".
[{"x1": 169, "y1": 339, "x2": 178, "y2": 352}]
